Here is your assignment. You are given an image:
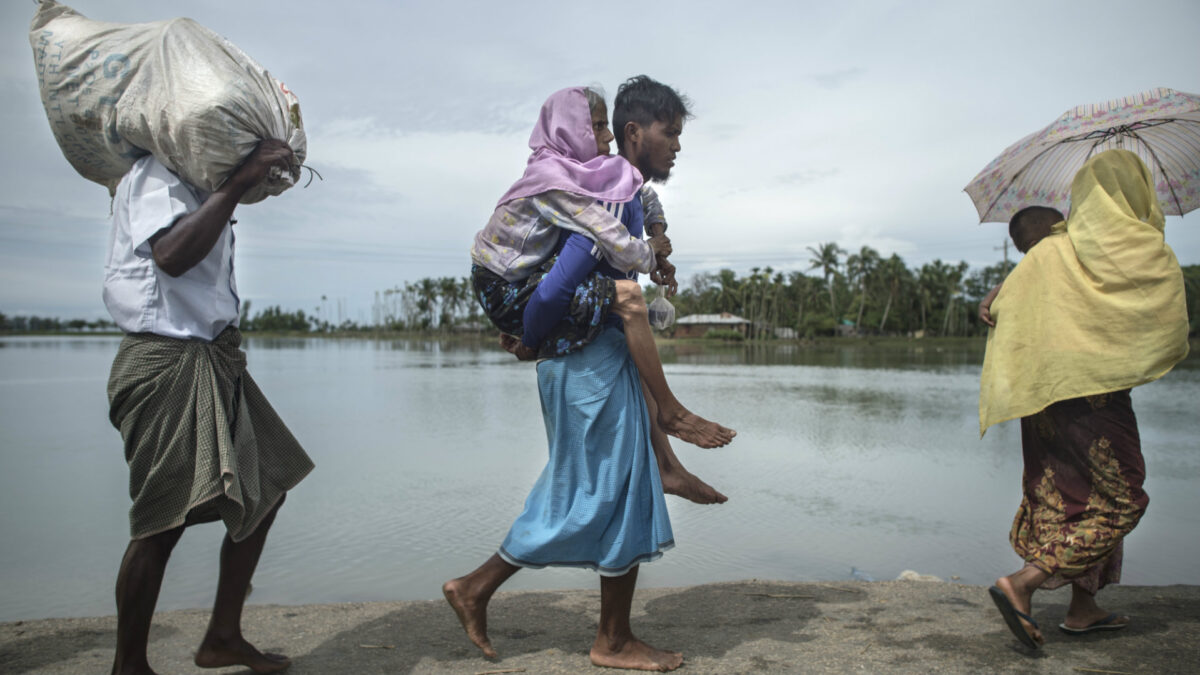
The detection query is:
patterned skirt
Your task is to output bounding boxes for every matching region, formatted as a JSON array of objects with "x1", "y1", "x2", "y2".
[
  {"x1": 471, "y1": 262, "x2": 616, "y2": 359},
  {"x1": 107, "y1": 328, "x2": 315, "y2": 542},
  {"x1": 1010, "y1": 390, "x2": 1147, "y2": 593}
]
